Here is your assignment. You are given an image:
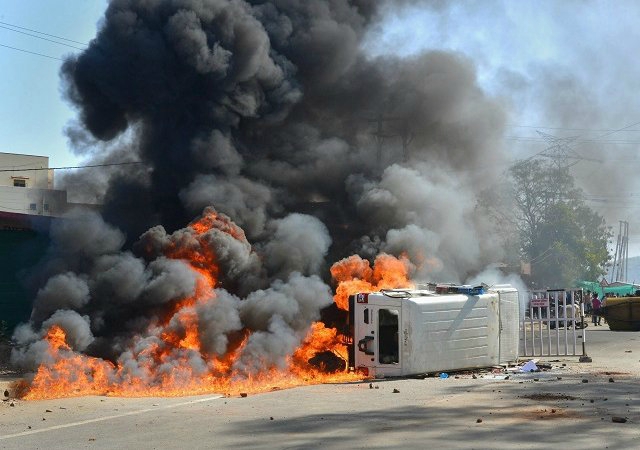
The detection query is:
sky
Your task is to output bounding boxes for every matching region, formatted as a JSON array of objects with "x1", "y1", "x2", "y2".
[
  {"x1": 0, "y1": 0, "x2": 107, "y2": 167},
  {"x1": 2, "y1": 0, "x2": 640, "y2": 255}
]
